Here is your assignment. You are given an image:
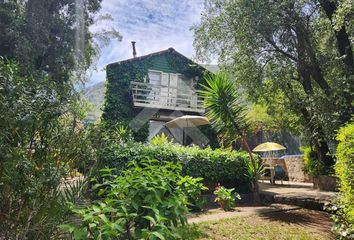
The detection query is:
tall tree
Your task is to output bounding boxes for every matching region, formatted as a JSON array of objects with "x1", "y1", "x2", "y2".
[
  {"x1": 0, "y1": 0, "x2": 104, "y2": 238},
  {"x1": 193, "y1": 0, "x2": 353, "y2": 170},
  {"x1": 199, "y1": 73, "x2": 261, "y2": 202},
  {"x1": 0, "y1": 0, "x2": 102, "y2": 84}
]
